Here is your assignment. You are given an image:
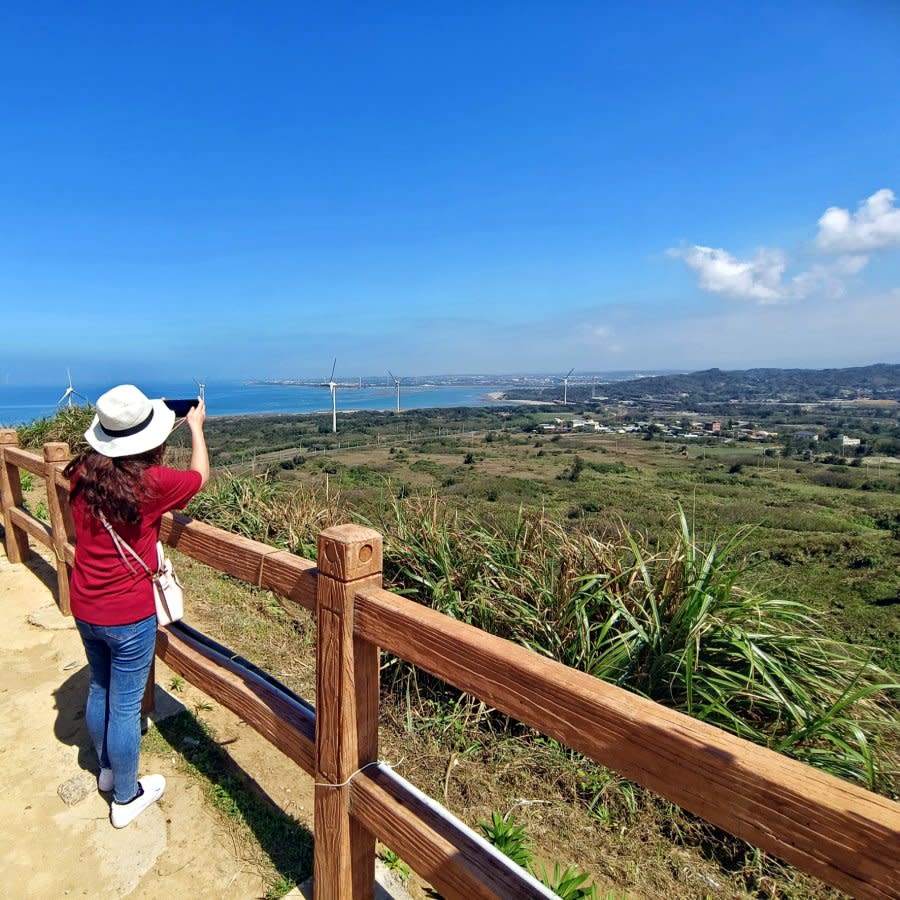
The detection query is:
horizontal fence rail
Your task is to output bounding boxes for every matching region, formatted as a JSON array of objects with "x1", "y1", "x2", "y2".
[
  {"x1": 354, "y1": 585, "x2": 900, "y2": 897},
  {"x1": 1, "y1": 431, "x2": 899, "y2": 899}
]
